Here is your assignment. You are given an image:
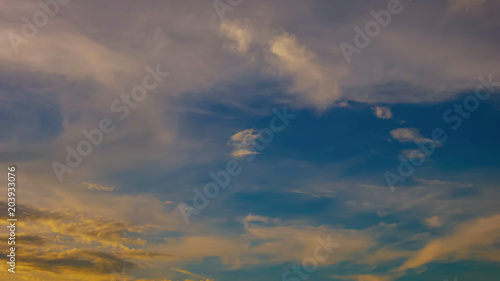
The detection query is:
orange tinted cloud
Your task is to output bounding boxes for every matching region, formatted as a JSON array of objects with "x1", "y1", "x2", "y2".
[{"x1": 399, "y1": 214, "x2": 500, "y2": 270}]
